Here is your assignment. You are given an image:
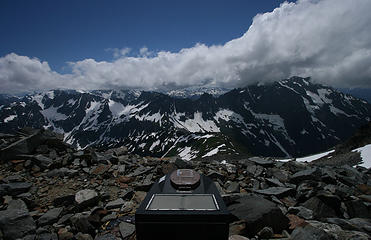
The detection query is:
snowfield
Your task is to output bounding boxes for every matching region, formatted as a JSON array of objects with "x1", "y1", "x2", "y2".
[
  {"x1": 3, "y1": 115, "x2": 17, "y2": 123},
  {"x1": 352, "y1": 144, "x2": 371, "y2": 168},
  {"x1": 279, "y1": 150, "x2": 334, "y2": 162},
  {"x1": 295, "y1": 150, "x2": 335, "y2": 162},
  {"x1": 279, "y1": 145, "x2": 371, "y2": 169}
]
